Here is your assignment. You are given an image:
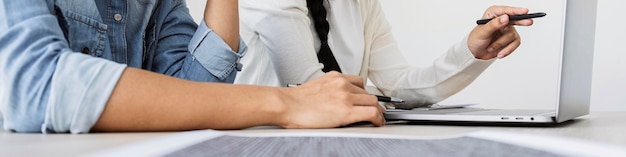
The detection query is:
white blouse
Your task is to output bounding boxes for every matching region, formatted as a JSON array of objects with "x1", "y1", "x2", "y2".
[{"x1": 236, "y1": 0, "x2": 494, "y2": 106}]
